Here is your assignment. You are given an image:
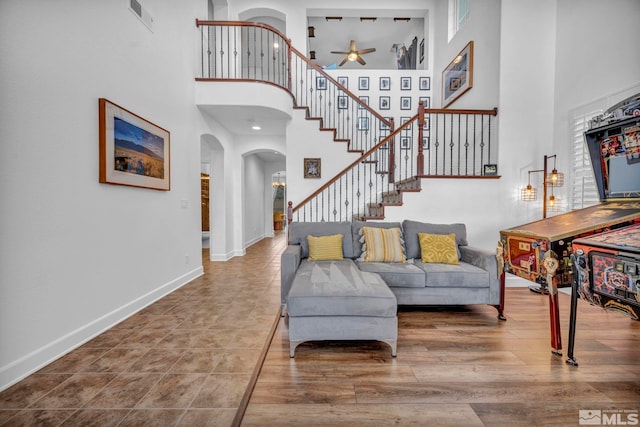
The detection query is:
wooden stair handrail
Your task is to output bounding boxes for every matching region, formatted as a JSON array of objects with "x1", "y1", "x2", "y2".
[{"x1": 292, "y1": 114, "x2": 419, "y2": 213}]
